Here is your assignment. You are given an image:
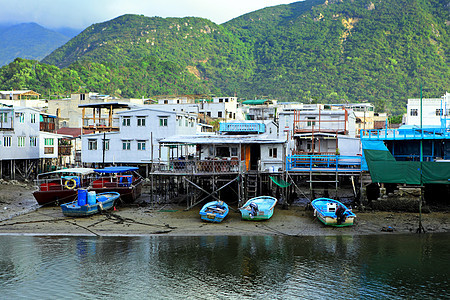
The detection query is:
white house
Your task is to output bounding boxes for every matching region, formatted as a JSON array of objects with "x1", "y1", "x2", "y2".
[
  {"x1": 0, "y1": 105, "x2": 40, "y2": 160},
  {"x1": 81, "y1": 107, "x2": 198, "y2": 166},
  {"x1": 406, "y1": 92, "x2": 450, "y2": 127},
  {"x1": 152, "y1": 96, "x2": 240, "y2": 121},
  {"x1": 279, "y1": 106, "x2": 358, "y2": 156},
  {"x1": 158, "y1": 120, "x2": 286, "y2": 173}
]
